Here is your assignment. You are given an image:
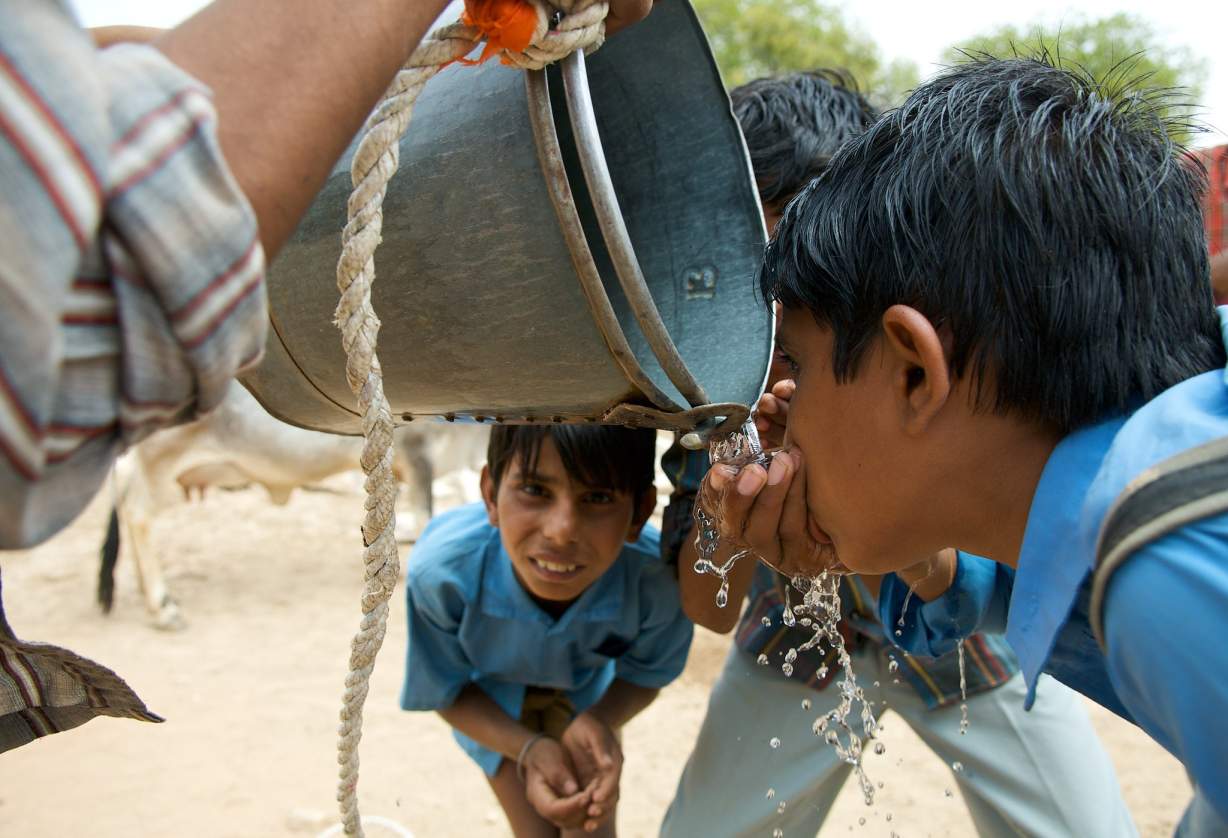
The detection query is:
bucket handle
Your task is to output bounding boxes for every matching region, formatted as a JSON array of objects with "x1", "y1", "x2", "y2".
[
  {"x1": 559, "y1": 50, "x2": 712, "y2": 410},
  {"x1": 525, "y1": 67, "x2": 684, "y2": 414}
]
